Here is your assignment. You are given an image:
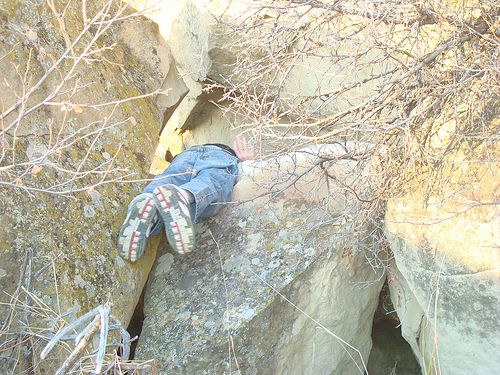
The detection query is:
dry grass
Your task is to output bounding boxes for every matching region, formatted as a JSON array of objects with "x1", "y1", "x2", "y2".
[{"x1": 0, "y1": 248, "x2": 155, "y2": 375}]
